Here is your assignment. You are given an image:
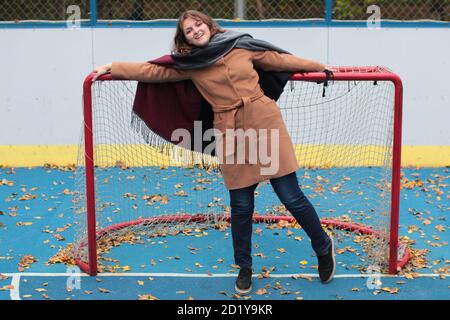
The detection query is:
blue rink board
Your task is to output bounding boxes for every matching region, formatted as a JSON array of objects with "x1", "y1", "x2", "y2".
[{"x1": 0, "y1": 166, "x2": 448, "y2": 300}]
